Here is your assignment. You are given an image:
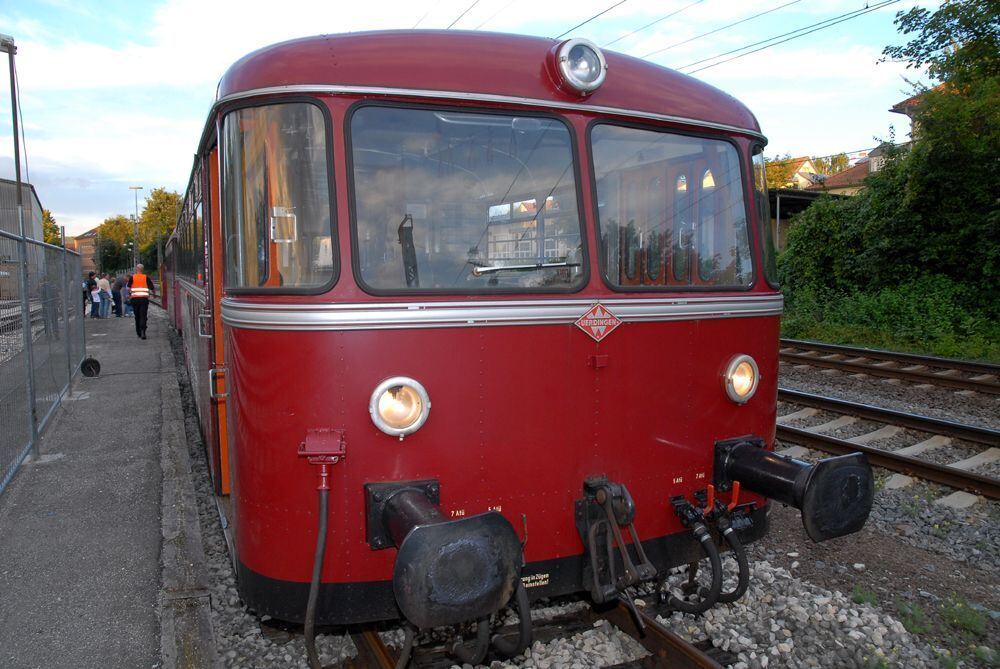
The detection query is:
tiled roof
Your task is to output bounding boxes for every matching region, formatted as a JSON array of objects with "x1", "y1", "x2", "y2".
[
  {"x1": 890, "y1": 83, "x2": 948, "y2": 114},
  {"x1": 805, "y1": 162, "x2": 869, "y2": 190}
]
